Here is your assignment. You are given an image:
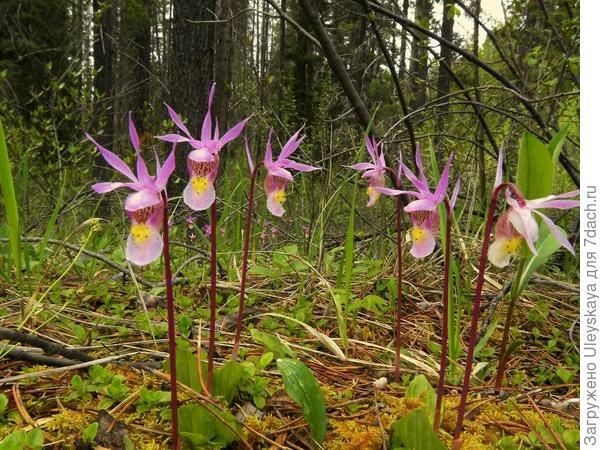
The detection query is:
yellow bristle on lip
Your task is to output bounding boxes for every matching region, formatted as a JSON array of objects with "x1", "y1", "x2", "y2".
[
  {"x1": 504, "y1": 237, "x2": 522, "y2": 255},
  {"x1": 131, "y1": 223, "x2": 151, "y2": 244},
  {"x1": 274, "y1": 190, "x2": 286, "y2": 204},
  {"x1": 191, "y1": 176, "x2": 210, "y2": 194},
  {"x1": 410, "y1": 226, "x2": 426, "y2": 243}
]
